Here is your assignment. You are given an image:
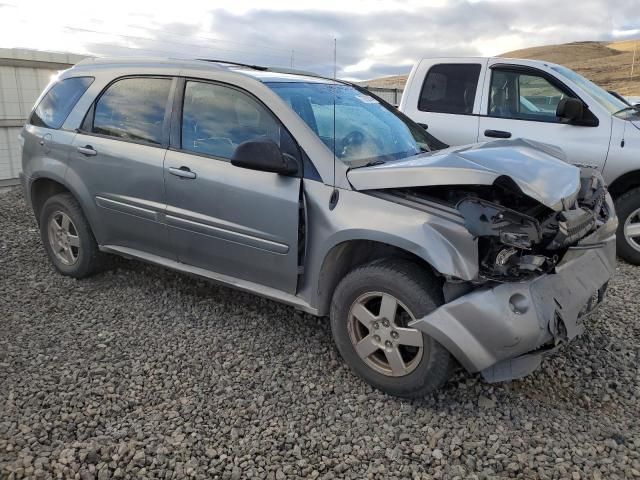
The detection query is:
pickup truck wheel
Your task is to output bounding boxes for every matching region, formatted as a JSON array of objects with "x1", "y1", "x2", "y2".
[
  {"x1": 330, "y1": 258, "x2": 454, "y2": 398},
  {"x1": 40, "y1": 193, "x2": 103, "y2": 278},
  {"x1": 615, "y1": 187, "x2": 640, "y2": 265}
]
